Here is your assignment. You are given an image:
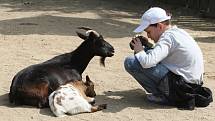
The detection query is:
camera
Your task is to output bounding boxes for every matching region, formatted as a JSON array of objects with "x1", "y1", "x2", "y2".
[{"x1": 129, "y1": 35, "x2": 153, "y2": 50}]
